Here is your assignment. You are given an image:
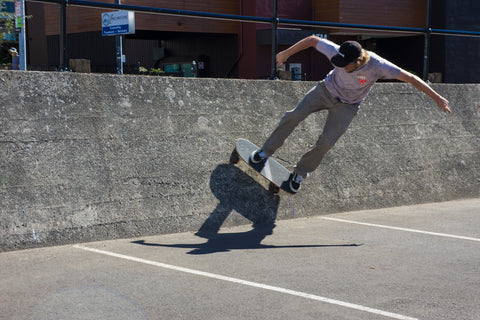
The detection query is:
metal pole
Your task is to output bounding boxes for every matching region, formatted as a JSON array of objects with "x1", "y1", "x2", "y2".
[
  {"x1": 58, "y1": 2, "x2": 68, "y2": 71},
  {"x1": 269, "y1": 0, "x2": 278, "y2": 79},
  {"x1": 115, "y1": 0, "x2": 123, "y2": 74},
  {"x1": 422, "y1": 0, "x2": 432, "y2": 81},
  {"x1": 115, "y1": 36, "x2": 123, "y2": 74},
  {"x1": 19, "y1": 0, "x2": 27, "y2": 70}
]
